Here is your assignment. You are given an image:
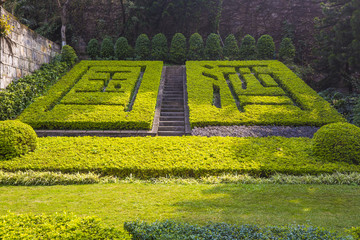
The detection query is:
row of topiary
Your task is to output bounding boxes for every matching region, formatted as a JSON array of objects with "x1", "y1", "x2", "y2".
[{"x1": 87, "y1": 33, "x2": 295, "y2": 64}]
